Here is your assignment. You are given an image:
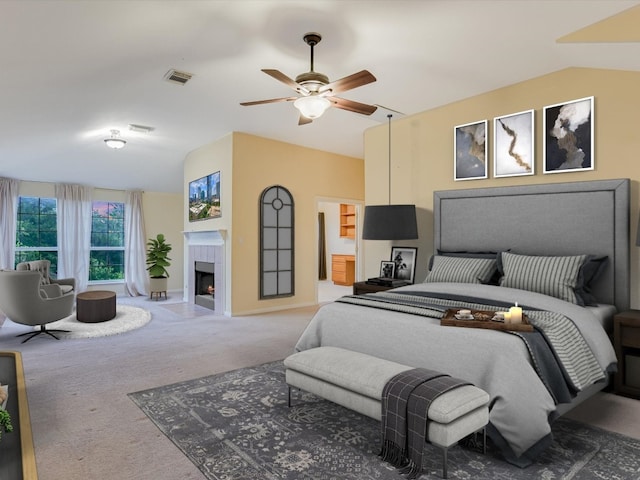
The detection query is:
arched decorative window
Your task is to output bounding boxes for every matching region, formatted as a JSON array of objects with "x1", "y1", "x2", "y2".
[{"x1": 260, "y1": 185, "x2": 294, "y2": 298}]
